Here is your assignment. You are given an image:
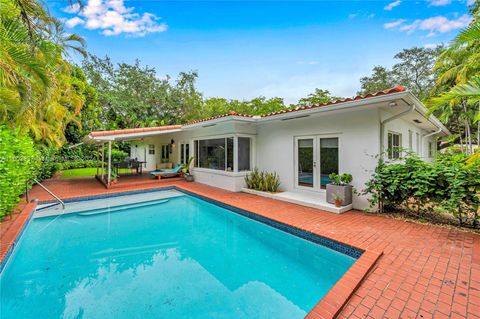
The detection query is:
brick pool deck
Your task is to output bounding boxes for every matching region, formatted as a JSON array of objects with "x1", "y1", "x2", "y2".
[{"x1": 1, "y1": 177, "x2": 479, "y2": 318}]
